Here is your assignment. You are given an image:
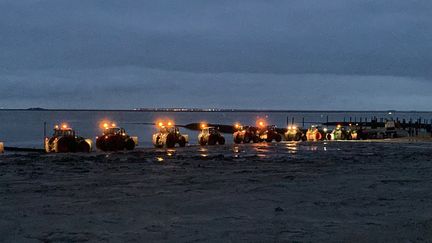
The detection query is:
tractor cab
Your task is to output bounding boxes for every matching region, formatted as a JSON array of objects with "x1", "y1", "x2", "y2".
[
  {"x1": 202, "y1": 127, "x2": 218, "y2": 135},
  {"x1": 103, "y1": 127, "x2": 126, "y2": 136},
  {"x1": 53, "y1": 125, "x2": 75, "y2": 137}
]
